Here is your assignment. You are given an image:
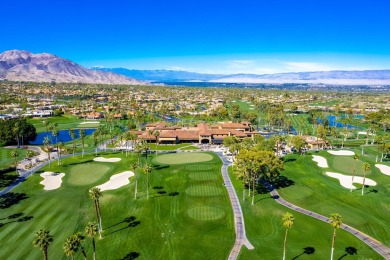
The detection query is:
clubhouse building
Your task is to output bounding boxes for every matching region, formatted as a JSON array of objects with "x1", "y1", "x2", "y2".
[{"x1": 132, "y1": 122, "x2": 256, "y2": 144}]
